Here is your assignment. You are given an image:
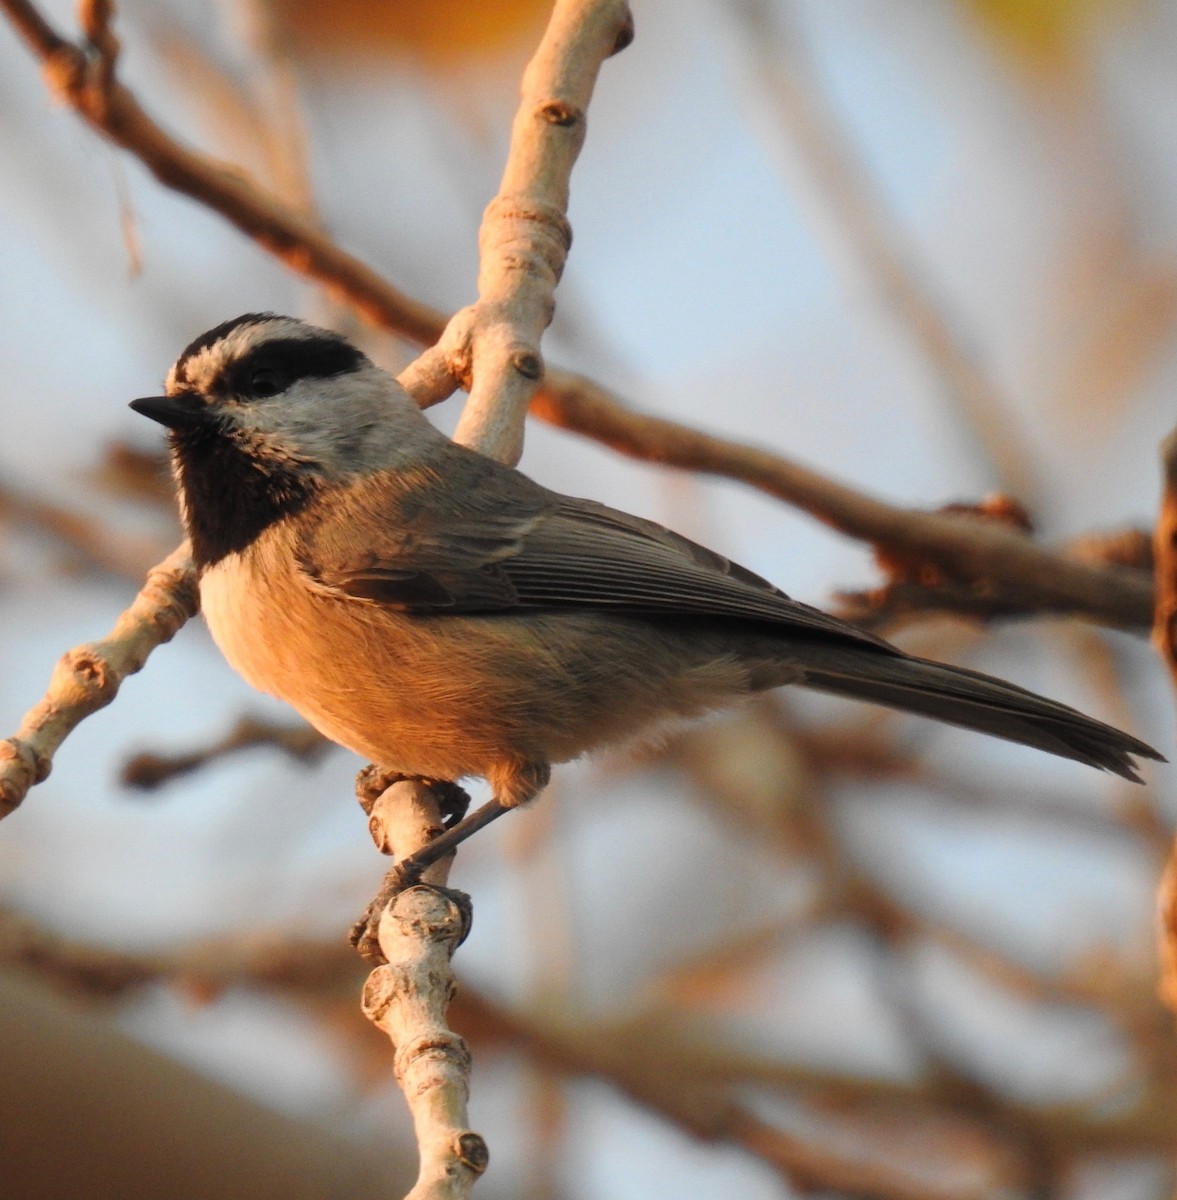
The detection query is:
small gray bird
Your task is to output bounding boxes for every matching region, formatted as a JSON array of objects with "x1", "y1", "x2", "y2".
[{"x1": 131, "y1": 314, "x2": 1160, "y2": 858}]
